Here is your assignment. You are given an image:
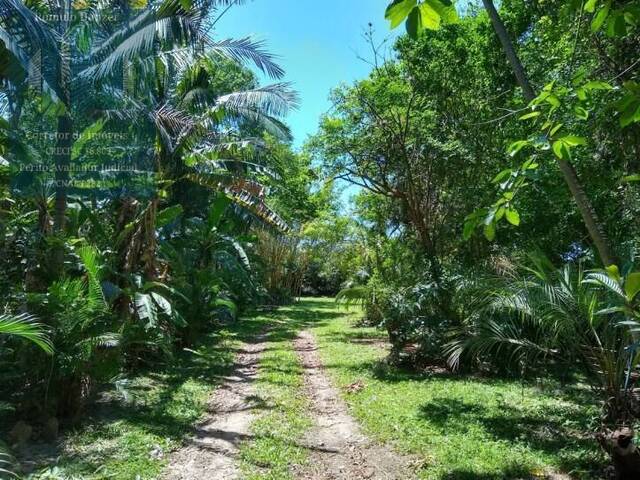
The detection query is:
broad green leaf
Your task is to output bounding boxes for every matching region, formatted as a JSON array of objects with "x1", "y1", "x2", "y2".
[
  {"x1": 505, "y1": 208, "x2": 520, "y2": 226},
  {"x1": 406, "y1": 6, "x2": 423, "y2": 38},
  {"x1": 492, "y1": 169, "x2": 512, "y2": 184},
  {"x1": 550, "y1": 123, "x2": 564, "y2": 135},
  {"x1": 208, "y1": 194, "x2": 232, "y2": 227},
  {"x1": 591, "y1": 0, "x2": 611, "y2": 31},
  {"x1": 483, "y1": 222, "x2": 496, "y2": 241},
  {"x1": 418, "y1": 1, "x2": 442, "y2": 30},
  {"x1": 625, "y1": 272, "x2": 640, "y2": 301},
  {"x1": 606, "y1": 264, "x2": 621, "y2": 283},
  {"x1": 385, "y1": 0, "x2": 417, "y2": 28},
  {"x1": 576, "y1": 87, "x2": 587, "y2": 101},
  {"x1": 574, "y1": 106, "x2": 589, "y2": 120},
  {"x1": 463, "y1": 220, "x2": 477, "y2": 240},
  {"x1": 583, "y1": 80, "x2": 613, "y2": 90},
  {"x1": 508, "y1": 140, "x2": 529, "y2": 157},
  {"x1": 156, "y1": 204, "x2": 183, "y2": 228},
  {"x1": 561, "y1": 135, "x2": 587, "y2": 146},
  {"x1": 519, "y1": 111, "x2": 541, "y2": 120},
  {"x1": 545, "y1": 94, "x2": 561, "y2": 108},
  {"x1": 606, "y1": 12, "x2": 627, "y2": 37},
  {"x1": 585, "y1": 0, "x2": 597, "y2": 13},
  {"x1": 424, "y1": 0, "x2": 459, "y2": 24},
  {"x1": 552, "y1": 140, "x2": 568, "y2": 159},
  {"x1": 622, "y1": 173, "x2": 640, "y2": 183}
]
